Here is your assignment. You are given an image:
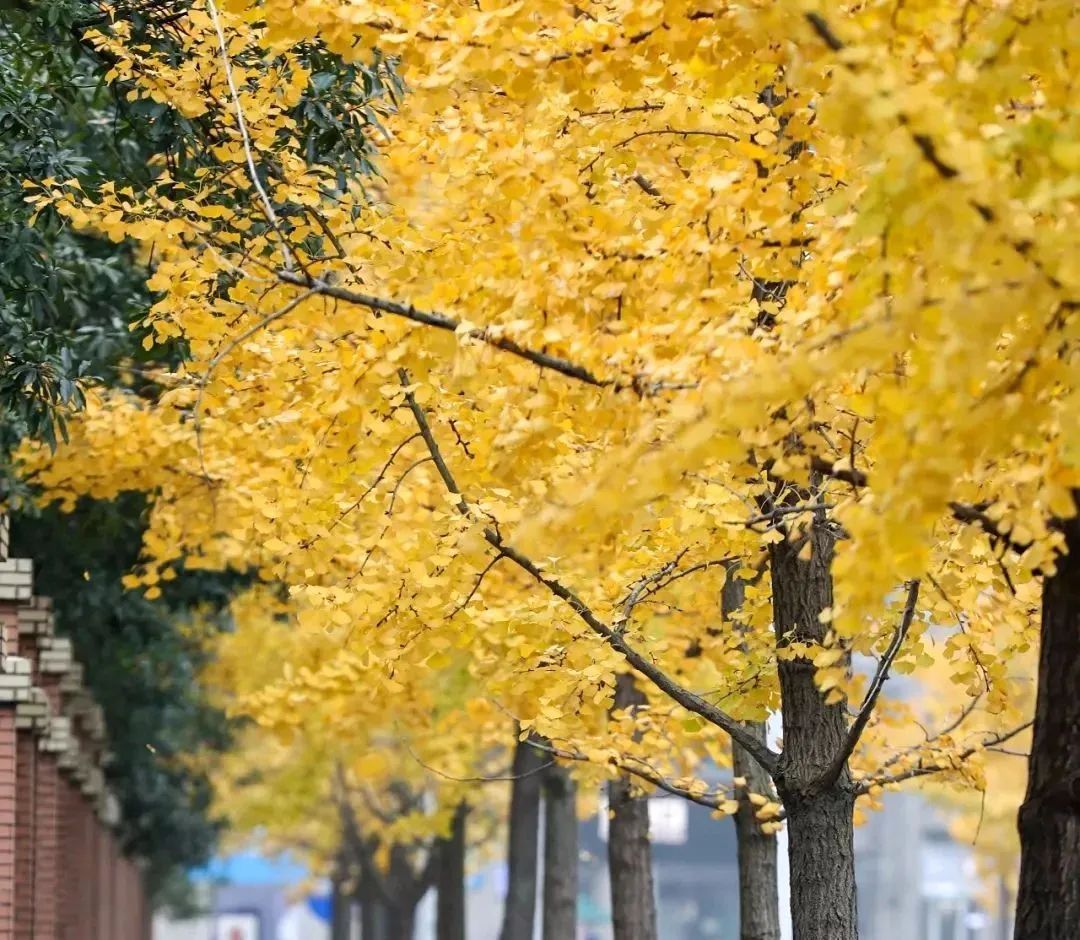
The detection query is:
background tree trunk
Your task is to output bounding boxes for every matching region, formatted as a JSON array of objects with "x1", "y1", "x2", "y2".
[
  {"x1": 542, "y1": 762, "x2": 578, "y2": 940},
  {"x1": 1014, "y1": 494, "x2": 1080, "y2": 939},
  {"x1": 331, "y1": 868, "x2": 352, "y2": 940},
  {"x1": 770, "y1": 520, "x2": 858, "y2": 940},
  {"x1": 437, "y1": 803, "x2": 468, "y2": 940},
  {"x1": 607, "y1": 673, "x2": 658, "y2": 940},
  {"x1": 723, "y1": 571, "x2": 782, "y2": 940},
  {"x1": 358, "y1": 867, "x2": 387, "y2": 940},
  {"x1": 387, "y1": 905, "x2": 416, "y2": 940},
  {"x1": 733, "y1": 722, "x2": 781, "y2": 940},
  {"x1": 499, "y1": 732, "x2": 546, "y2": 940}
]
